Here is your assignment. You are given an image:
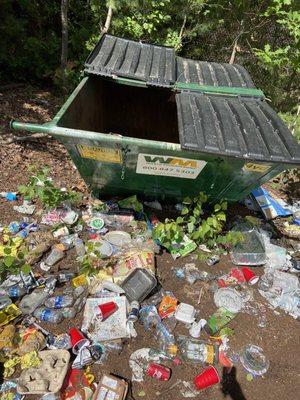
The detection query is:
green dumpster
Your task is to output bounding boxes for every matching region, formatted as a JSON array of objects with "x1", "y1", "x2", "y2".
[{"x1": 11, "y1": 34, "x2": 300, "y2": 202}]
